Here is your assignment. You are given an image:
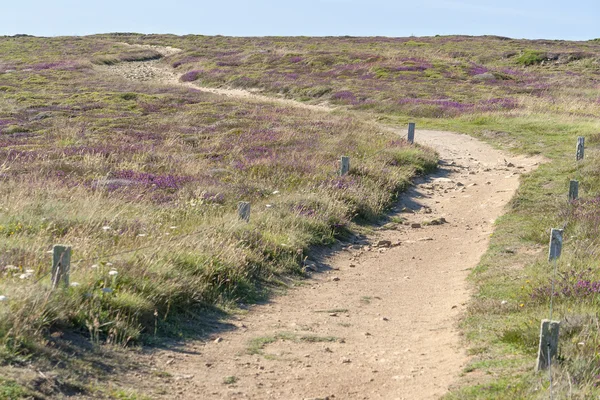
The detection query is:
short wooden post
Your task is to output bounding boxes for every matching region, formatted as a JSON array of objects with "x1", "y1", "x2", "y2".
[
  {"x1": 536, "y1": 319, "x2": 560, "y2": 371},
  {"x1": 407, "y1": 122, "x2": 415, "y2": 144},
  {"x1": 568, "y1": 180, "x2": 579, "y2": 201},
  {"x1": 237, "y1": 201, "x2": 250, "y2": 222},
  {"x1": 51, "y1": 245, "x2": 71, "y2": 289},
  {"x1": 339, "y1": 156, "x2": 350, "y2": 176},
  {"x1": 576, "y1": 136, "x2": 585, "y2": 161},
  {"x1": 548, "y1": 228, "x2": 563, "y2": 261}
]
